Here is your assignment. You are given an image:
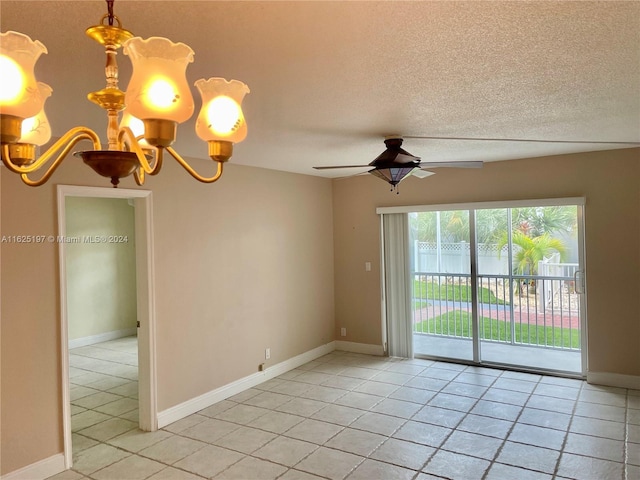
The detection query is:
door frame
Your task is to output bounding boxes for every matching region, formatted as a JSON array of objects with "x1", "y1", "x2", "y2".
[
  {"x1": 57, "y1": 185, "x2": 158, "y2": 468},
  {"x1": 378, "y1": 196, "x2": 588, "y2": 376}
]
